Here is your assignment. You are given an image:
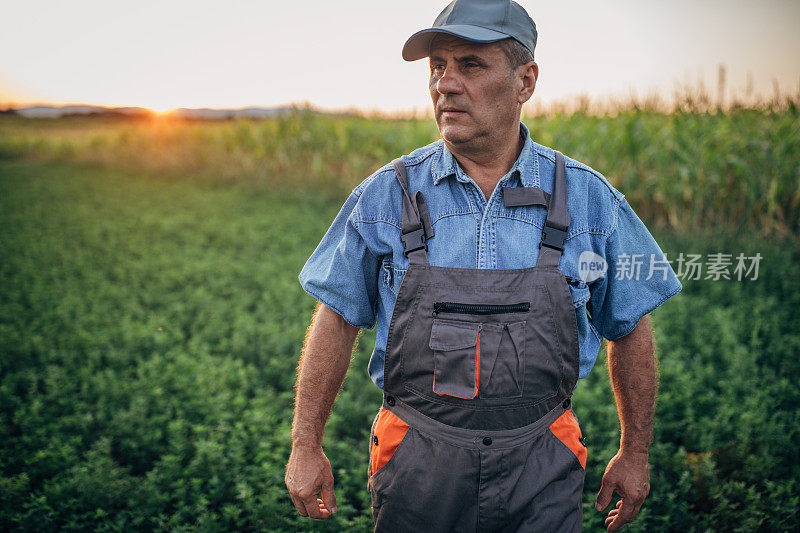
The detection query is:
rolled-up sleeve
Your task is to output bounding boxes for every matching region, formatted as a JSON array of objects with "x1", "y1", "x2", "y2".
[
  {"x1": 587, "y1": 197, "x2": 682, "y2": 341},
  {"x1": 298, "y1": 191, "x2": 381, "y2": 330}
]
